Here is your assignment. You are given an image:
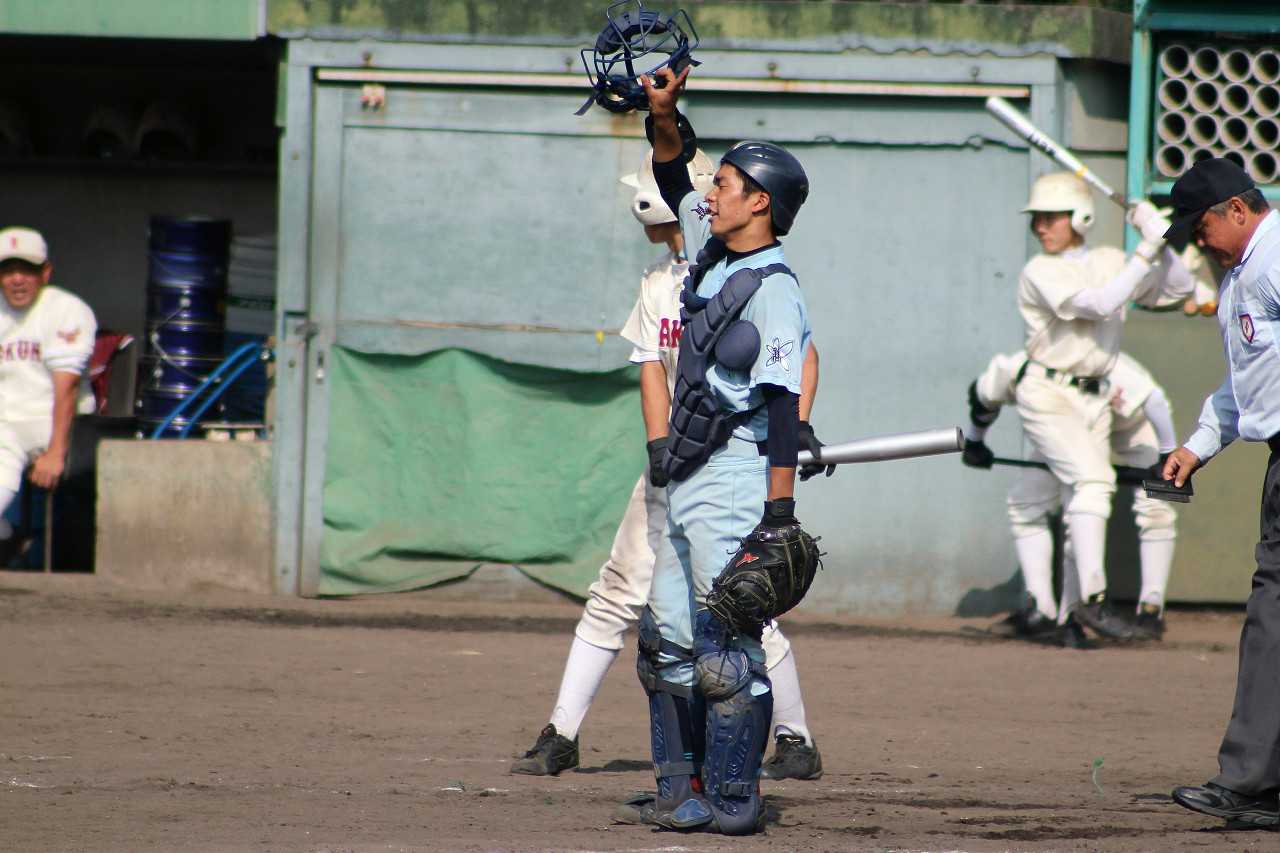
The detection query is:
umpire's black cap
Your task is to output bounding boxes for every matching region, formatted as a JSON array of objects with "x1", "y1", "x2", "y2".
[{"x1": 1164, "y1": 158, "x2": 1256, "y2": 239}]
